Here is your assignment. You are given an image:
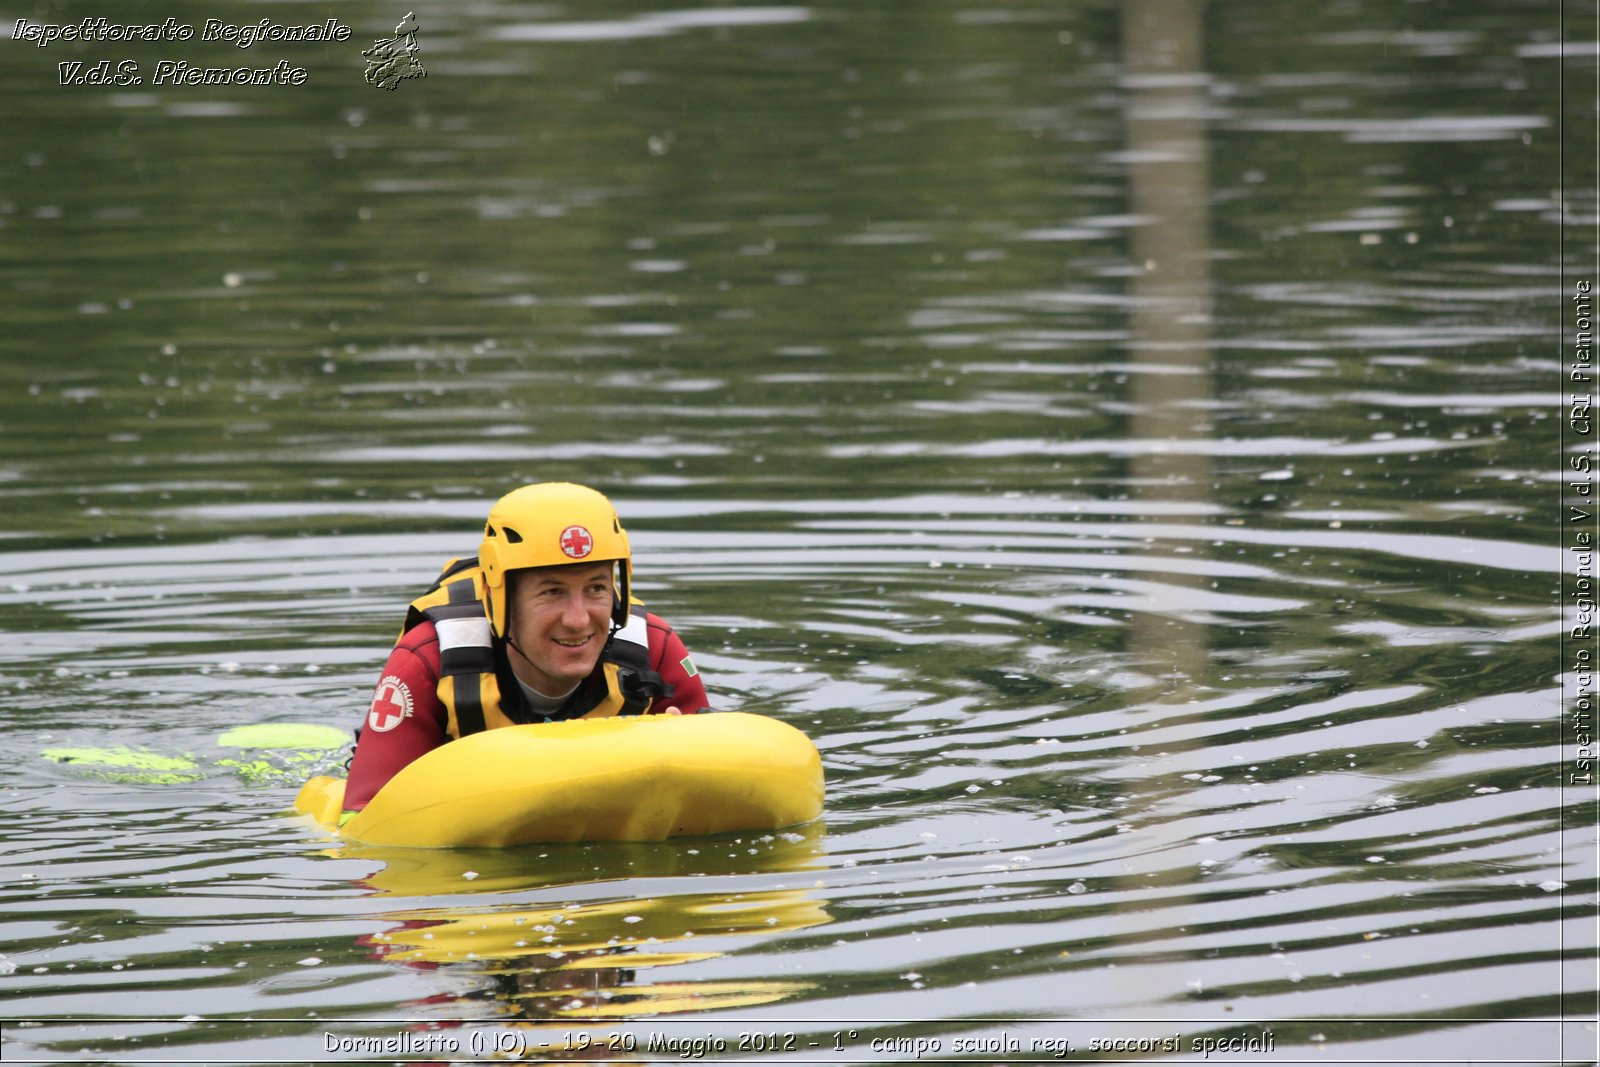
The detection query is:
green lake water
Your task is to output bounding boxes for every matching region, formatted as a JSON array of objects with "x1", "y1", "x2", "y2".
[{"x1": 0, "y1": 0, "x2": 1595, "y2": 1063}]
